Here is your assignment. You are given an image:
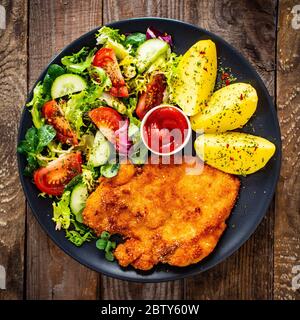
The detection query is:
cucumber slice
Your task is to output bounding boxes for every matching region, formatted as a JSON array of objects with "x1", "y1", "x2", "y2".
[
  {"x1": 70, "y1": 183, "x2": 88, "y2": 222},
  {"x1": 100, "y1": 163, "x2": 120, "y2": 178},
  {"x1": 136, "y1": 39, "x2": 169, "y2": 73},
  {"x1": 147, "y1": 54, "x2": 167, "y2": 73},
  {"x1": 105, "y1": 39, "x2": 129, "y2": 60},
  {"x1": 51, "y1": 74, "x2": 87, "y2": 99},
  {"x1": 89, "y1": 130, "x2": 111, "y2": 167},
  {"x1": 100, "y1": 92, "x2": 126, "y2": 114}
]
